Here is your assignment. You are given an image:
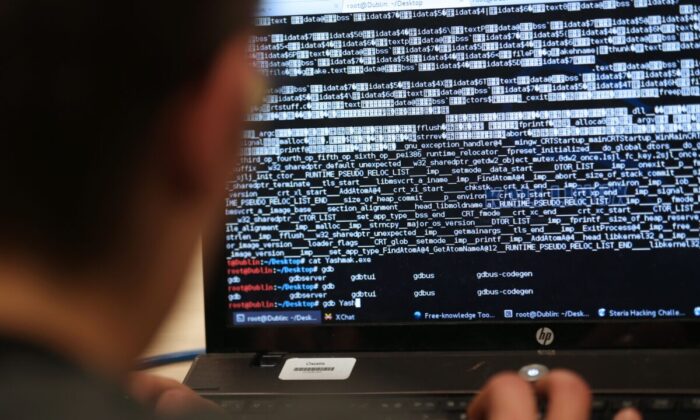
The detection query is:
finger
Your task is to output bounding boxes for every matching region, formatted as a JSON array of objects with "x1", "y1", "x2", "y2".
[
  {"x1": 614, "y1": 408, "x2": 643, "y2": 420},
  {"x1": 468, "y1": 373, "x2": 539, "y2": 420},
  {"x1": 127, "y1": 373, "x2": 192, "y2": 405},
  {"x1": 535, "y1": 370, "x2": 592, "y2": 420}
]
